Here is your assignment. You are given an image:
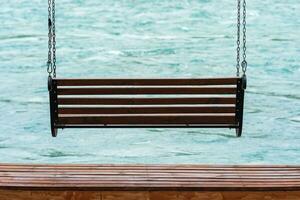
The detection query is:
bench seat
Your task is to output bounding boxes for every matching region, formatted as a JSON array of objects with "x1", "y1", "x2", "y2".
[{"x1": 48, "y1": 77, "x2": 246, "y2": 137}]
